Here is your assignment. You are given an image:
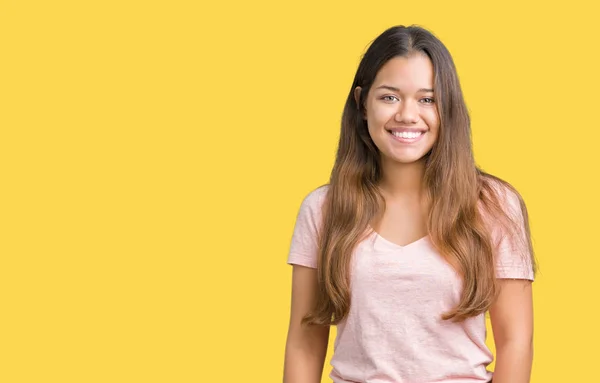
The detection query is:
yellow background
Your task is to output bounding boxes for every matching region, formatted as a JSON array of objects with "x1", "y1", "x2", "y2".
[{"x1": 1, "y1": 1, "x2": 598, "y2": 382}]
